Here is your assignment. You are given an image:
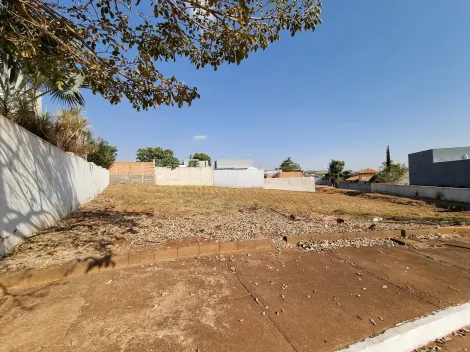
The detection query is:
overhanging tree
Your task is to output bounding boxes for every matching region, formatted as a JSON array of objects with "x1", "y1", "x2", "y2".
[
  {"x1": 0, "y1": 0, "x2": 323, "y2": 110},
  {"x1": 136, "y1": 146, "x2": 180, "y2": 168}
]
